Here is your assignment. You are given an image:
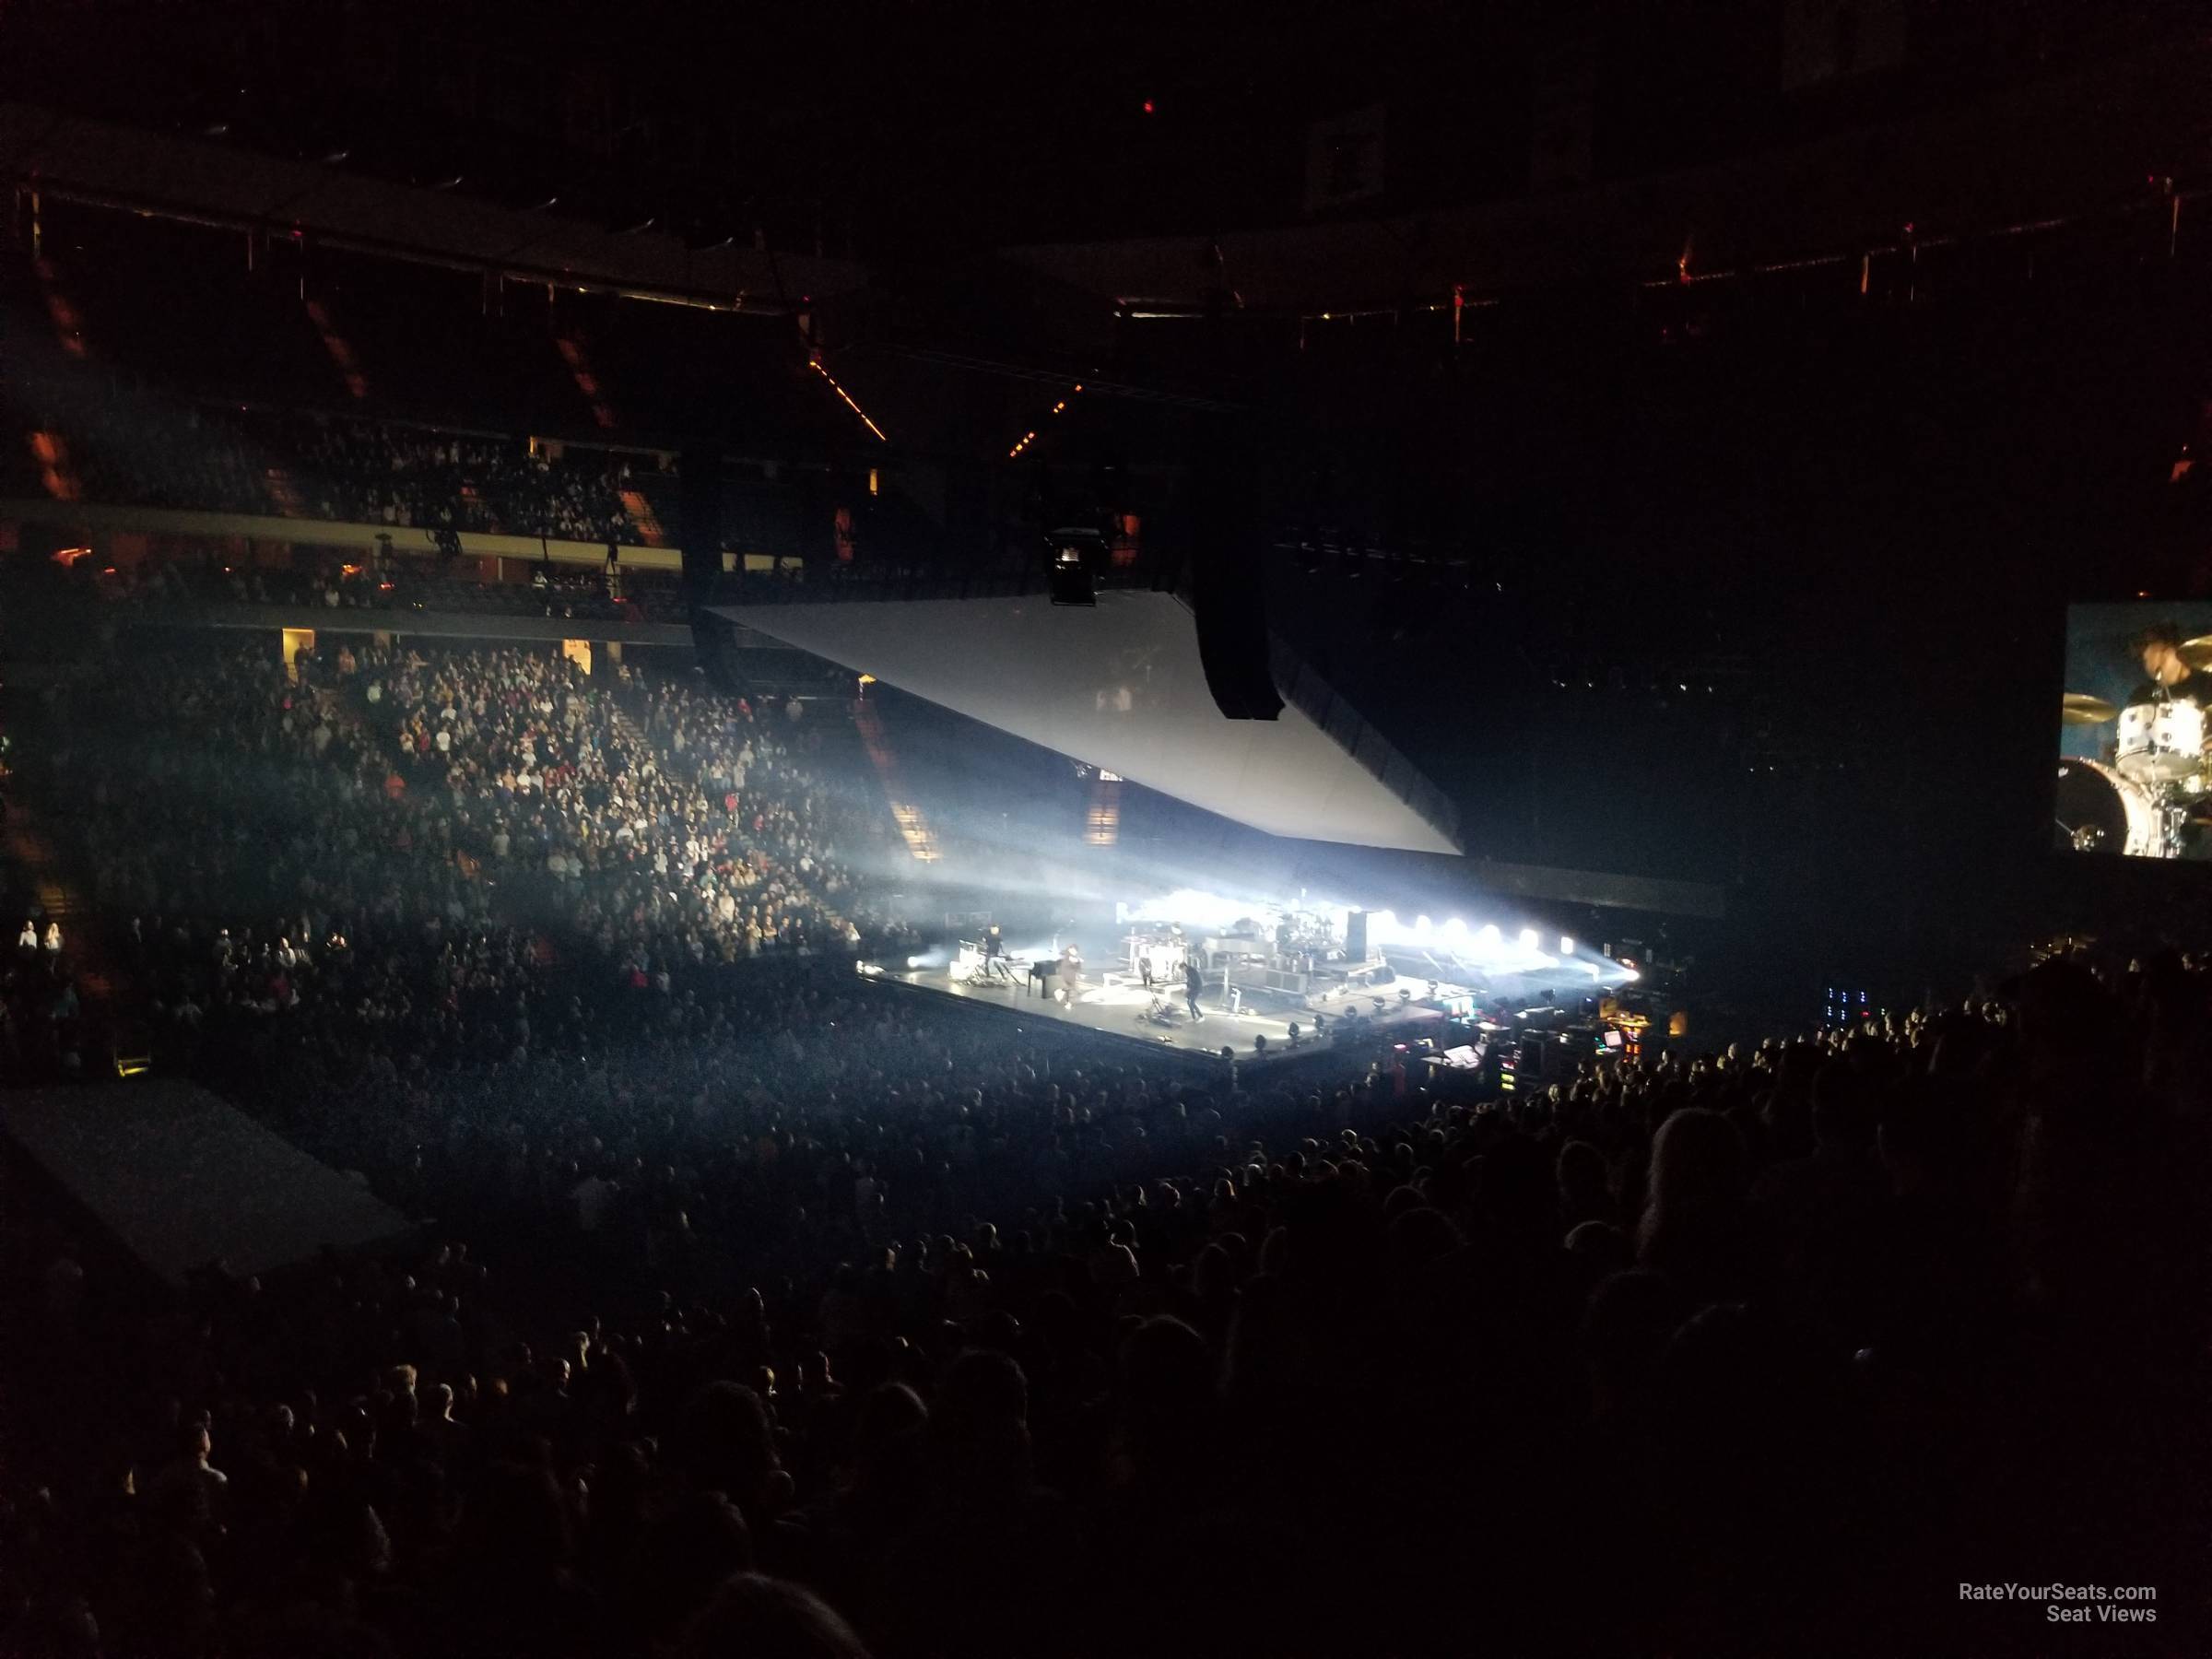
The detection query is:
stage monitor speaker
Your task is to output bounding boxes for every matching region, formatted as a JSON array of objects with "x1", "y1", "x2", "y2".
[{"x1": 1345, "y1": 908, "x2": 1370, "y2": 961}]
